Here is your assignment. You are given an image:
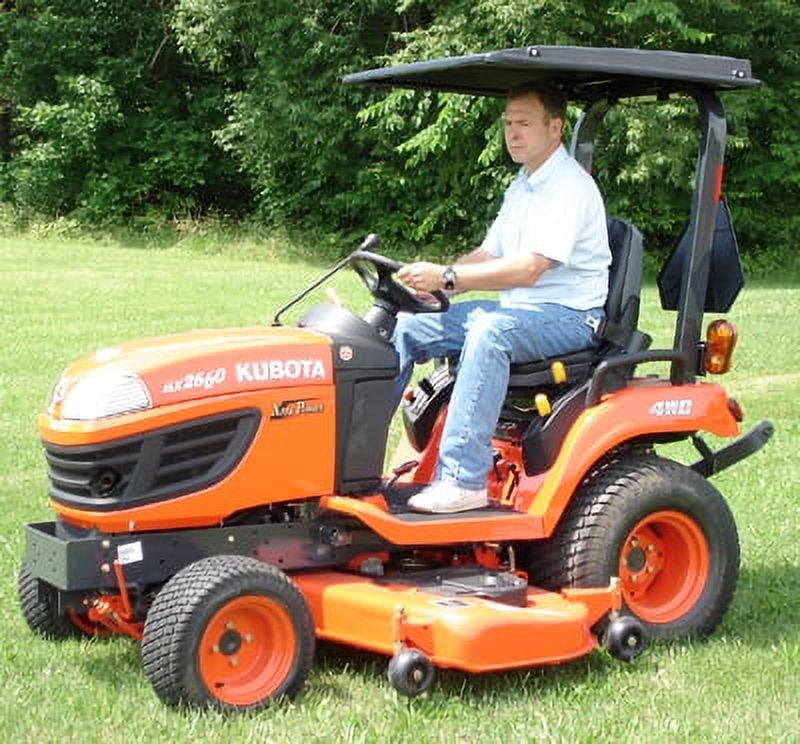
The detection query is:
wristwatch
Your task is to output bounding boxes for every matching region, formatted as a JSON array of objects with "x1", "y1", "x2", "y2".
[{"x1": 442, "y1": 265, "x2": 457, "y2": 291}]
